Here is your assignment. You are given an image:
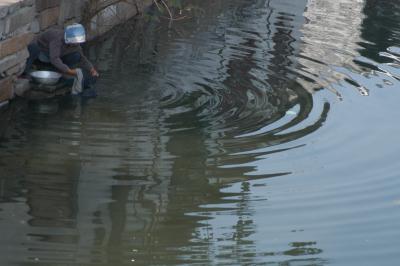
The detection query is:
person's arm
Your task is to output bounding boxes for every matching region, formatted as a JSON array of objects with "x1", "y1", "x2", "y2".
[
  {"x1": 78, "y1": 47, "x2": 99, "y2": 77},
  {"x1": 49, "y1": 39, "x2": 73, "y2": 75},
  {"x1": 65, "y1": 68, "x2": 78, "y2": 76}
]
